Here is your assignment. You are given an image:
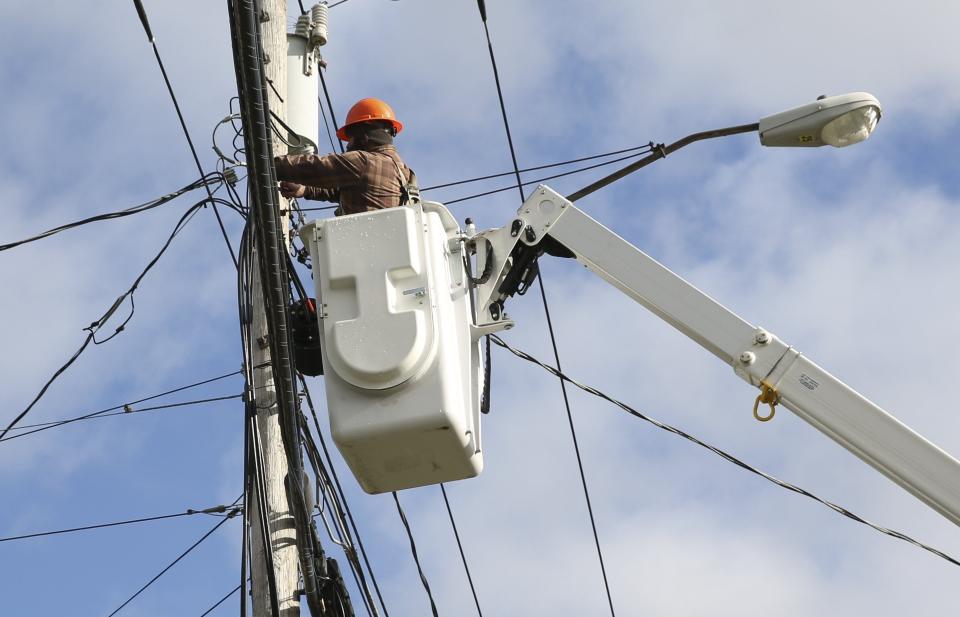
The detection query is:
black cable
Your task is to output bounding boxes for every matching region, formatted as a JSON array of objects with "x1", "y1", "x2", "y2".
[
  {"x1": 318, "y1": 70, "x2": 346, "y2": 154},
  {"x1": 474, "y1": 3, "x2": 617, "y2": 613},
  {"x1": 490, "y1": 335, "x2": 960, "y2": 569},
  {"x1": 131, "y1": 0, "x2": 238, "y2": 269},
  {"x1": 421, "y1": 144, "x2": 654, "y2": 192},
  {"x1": 0, "y1": 174, "x2": 221, "y2": 252},
  {"x1": 299, "y1": 419, "x2": 376, "y2": 617},
  {"x1": 199, "y1": 582, "x2": 245, "y2": 617},
  {"x1": 2, "y1": 394, "x2": 241, "y2": 441},
  {"x1": 229, "y1": 4, "x2": 327, "y2": 614},
  {"x1": 444, "y1": 149, "x2": 651, "y2": 206},
  {"x1": 0, "y1": 504, "x2": 239, "y2": 543},
  {"x1": 234, "y1": 212, "x2": 281, "y2": 617},
  {"x1": 439, "y1": 484, "x2": 483, "y2": 616},
  {"x1": 105, "y1": 495, "x2": 243, "y2": 617},
  {"x1": 247, "y1": 408, "x2": 283, "y2": 617},
  {"x1": 318, "y1": 92, "x2": 339, "y2": 153},
  {"x1": 475, "y1": 0, "x2": 525, "y2": 203},
  {"x1": 392, "y1": 492, "x2": 439, "y2": 617},
  {"x1": 534, "y1": 276, "x2": 616, "y2": 616},
  {"x1": 299, "y1": 374, "x2": 390, "y2": 617},
  {"x1": 328, "y1": 0, "x2": 352, "y2": 8},
  {"x1": 0, "y1": 370, "x2": 242, "y2": 443},
  {"x1": 0, "y1": 200, "x2": 209, "y2": 441}
]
